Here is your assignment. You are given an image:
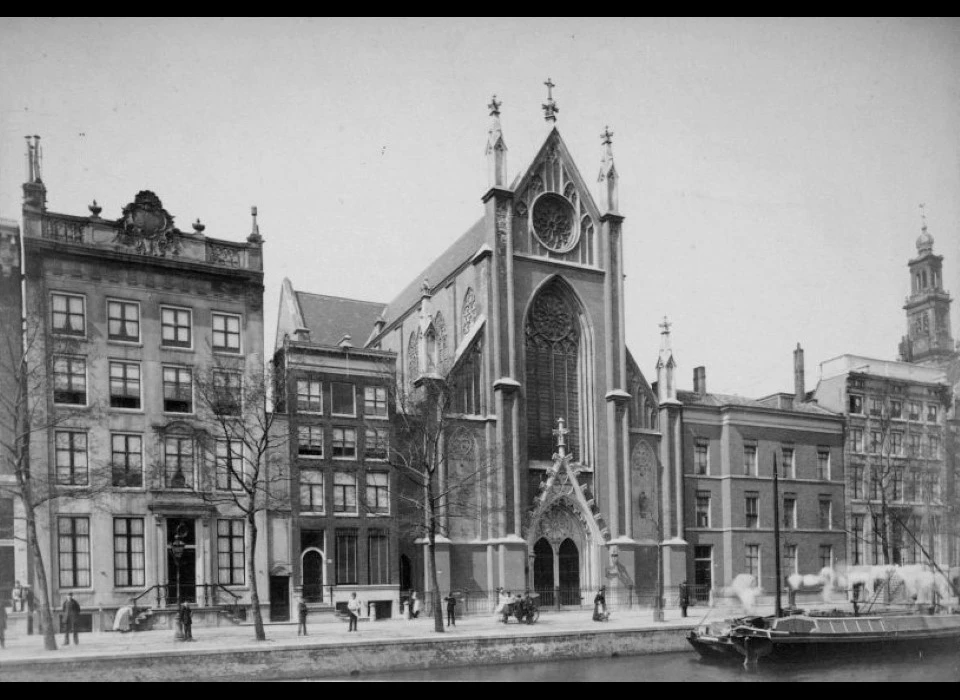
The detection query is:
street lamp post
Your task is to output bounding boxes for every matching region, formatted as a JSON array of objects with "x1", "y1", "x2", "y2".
[{"x1": 170, "y1": 524, "x2": 186, "y2": 641}]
